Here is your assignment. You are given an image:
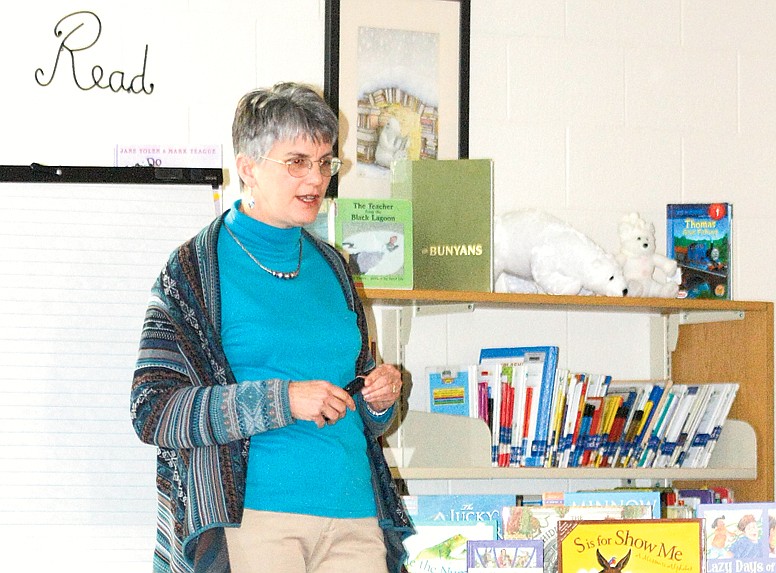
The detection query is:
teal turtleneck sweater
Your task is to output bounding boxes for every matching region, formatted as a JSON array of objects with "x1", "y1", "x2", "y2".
[{"x1": 218, "y1": 200, "x2": 375, "y2": 518}]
